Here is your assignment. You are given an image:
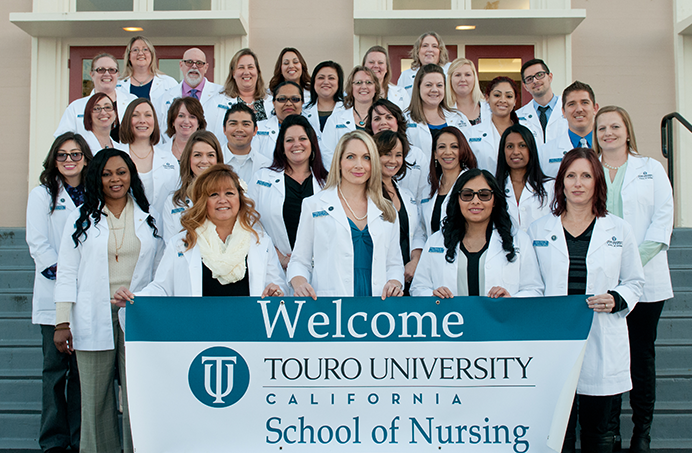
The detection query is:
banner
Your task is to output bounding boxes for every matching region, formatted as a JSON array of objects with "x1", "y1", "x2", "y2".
[{"x1": 125, "y1": 296, "x2": 592, "y2": 452}]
